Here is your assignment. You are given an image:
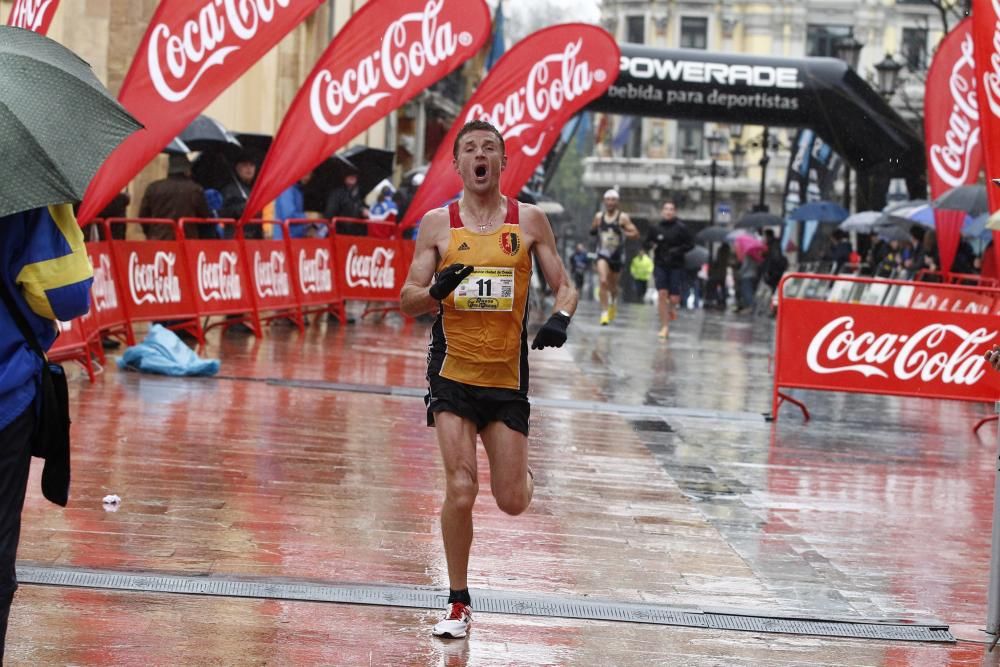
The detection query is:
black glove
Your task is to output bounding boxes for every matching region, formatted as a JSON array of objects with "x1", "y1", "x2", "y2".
[
  {"x1": 531, "y1": 312, "x2": 571, "y2": 350},
  {"x1": 589, "y1": 227, "x2": 599, "y2": 236},
  {"x1": 429, "y1": 263, "x2": 474, "y2": 300}
]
